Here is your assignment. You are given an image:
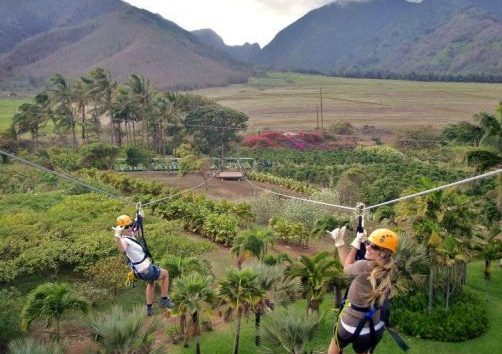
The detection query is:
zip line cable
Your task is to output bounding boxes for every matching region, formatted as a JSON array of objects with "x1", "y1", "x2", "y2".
[
  {"x1": 237, "y1": 161, "x2": 357, "y2": 212},
  {"x1": 2, "y1": 148, "x2": 501, "y2": 215},
  {"x1": 364, "y1": 168, "x2": 502, "y2": 211},
  {"x1": 0, "y1": 149, "x2": 216, "y2": 209},
  {"x1": 0, "y1": 149, "x2": 133, "y2": 205},
  {"x1": 141, "y1": 172, "x2": 216, "y2": 207}
]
